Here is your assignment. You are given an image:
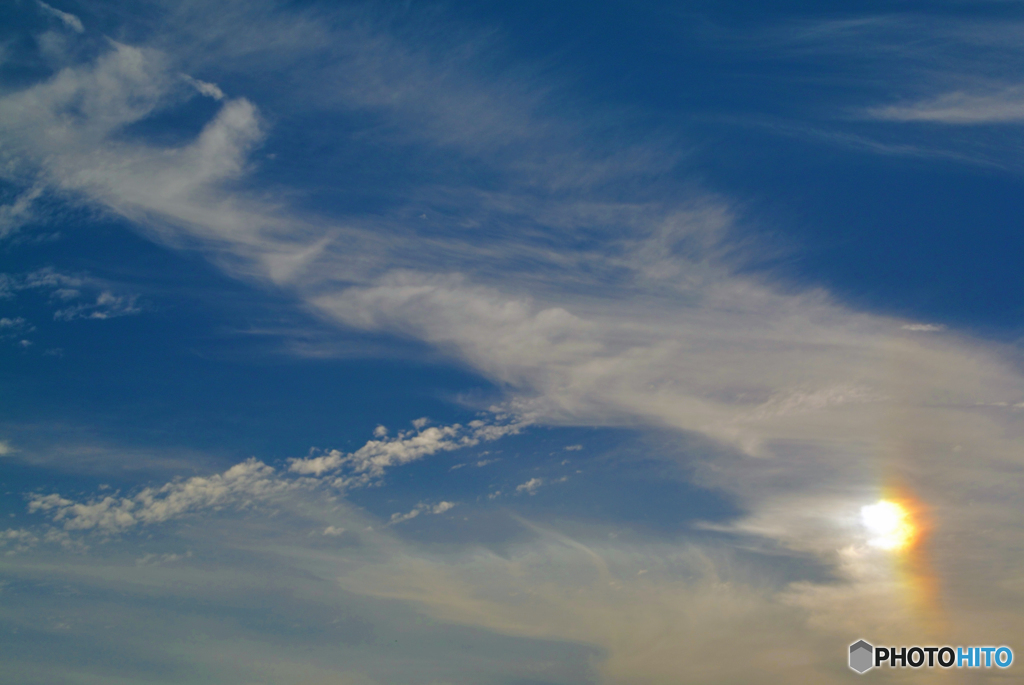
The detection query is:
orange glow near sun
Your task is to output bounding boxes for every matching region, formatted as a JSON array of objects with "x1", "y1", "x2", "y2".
[
  {"x1": 859, "y1": 491, "x2": 943, "y2": 632},
  {"x1": 861, "y1": 499, "x2": 916, "y2": 551}
]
